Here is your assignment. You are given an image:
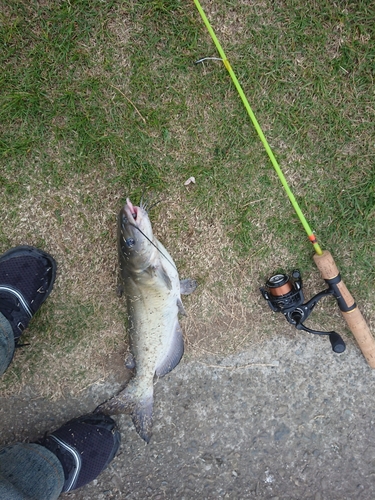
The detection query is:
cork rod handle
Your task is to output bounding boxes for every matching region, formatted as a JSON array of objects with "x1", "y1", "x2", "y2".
[{"x1": 313, "y1": 250, "x2": 375, "y2": 368}]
